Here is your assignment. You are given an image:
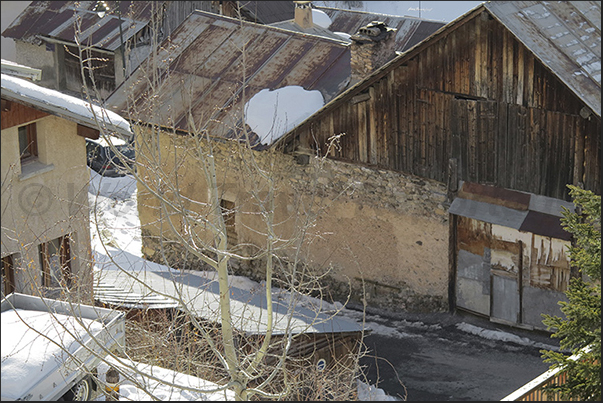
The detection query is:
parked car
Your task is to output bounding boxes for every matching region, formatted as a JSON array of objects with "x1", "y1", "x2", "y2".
[{"x1": 86, "y1": 136, "x2": 135, "y2": 177}]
